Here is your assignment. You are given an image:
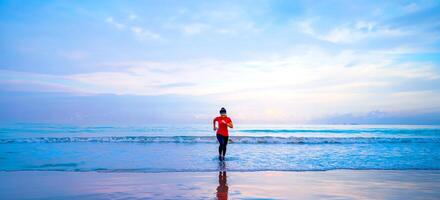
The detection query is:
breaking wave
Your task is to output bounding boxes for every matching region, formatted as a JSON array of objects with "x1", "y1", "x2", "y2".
[{"x1": 1, "y1": 136, "x2": 439, "y2": 144}]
